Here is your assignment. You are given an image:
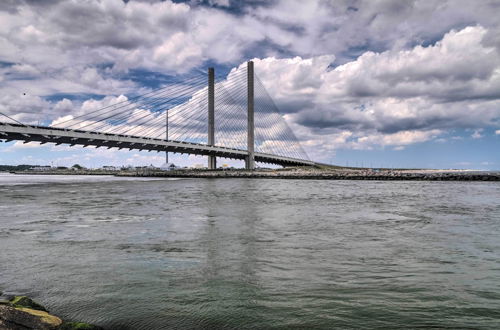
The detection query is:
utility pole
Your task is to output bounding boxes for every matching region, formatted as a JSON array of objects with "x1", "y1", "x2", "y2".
[
  {"x1": 208, "y1": 67, "x2": 216, "y2": 169},
  {"x1": 246, "y1": 61, "x2": 255, "y2": 170}
]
